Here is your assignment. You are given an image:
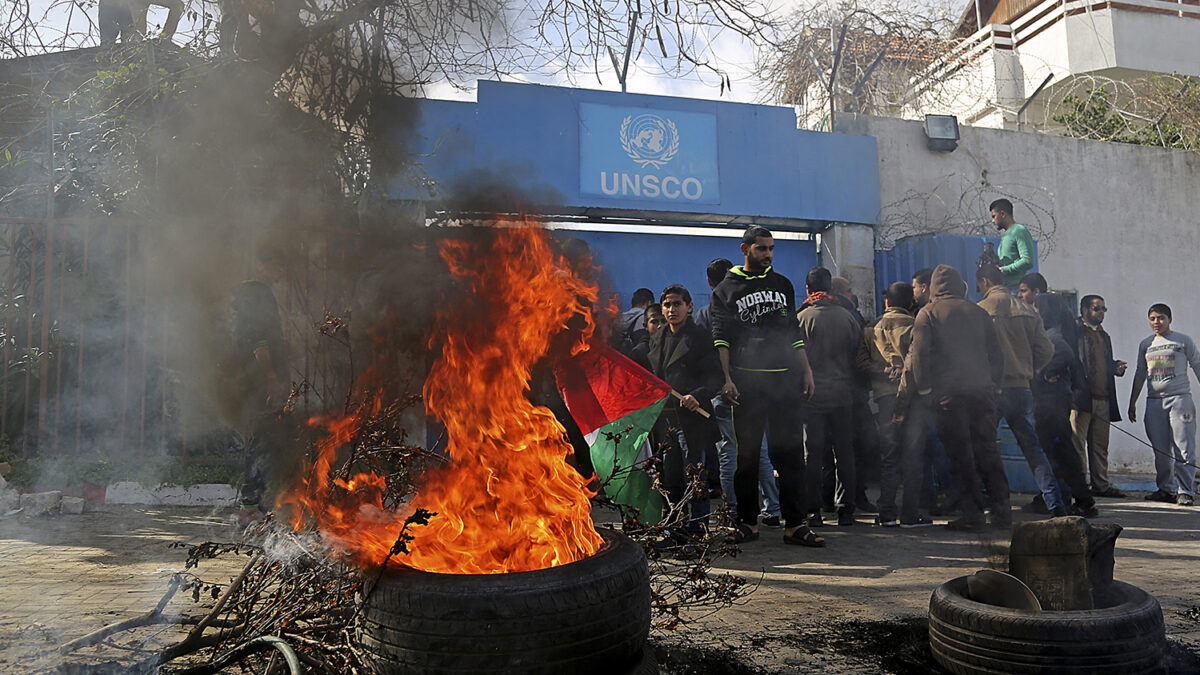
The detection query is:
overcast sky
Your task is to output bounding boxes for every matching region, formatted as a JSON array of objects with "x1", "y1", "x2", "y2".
[{"x1": 23, "y1": 0, "x2": 954, "y2": 105}]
